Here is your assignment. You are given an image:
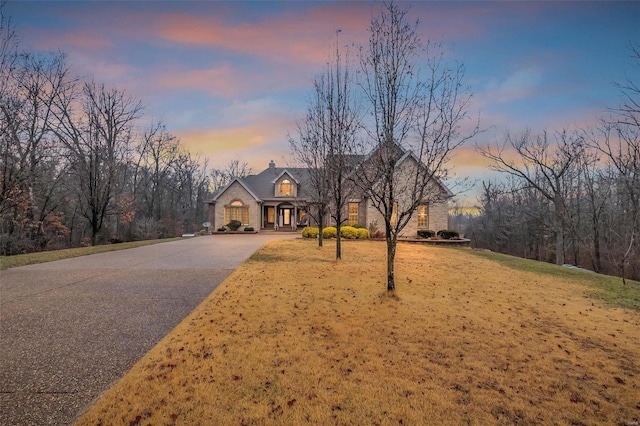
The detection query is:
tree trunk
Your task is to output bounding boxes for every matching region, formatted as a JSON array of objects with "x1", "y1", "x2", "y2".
[
  {"x1": 386, "y1": 236, "x2": 396, "y2": 292},
  {"x1": 335, "y1": 210, "x2": 342, "y2": 260},
  {"x1": 554, "y1": 200, "x2": 565, "y2": 265},
  {"x1": 555, "y1": 223, "x2": 564, "y2": 265},
  {"x1": 318, "y1": 210, "x2": 324, "y2": 247},
  {"x1": 592, "y1": 215, "x2": 602, "y2": 272}
]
